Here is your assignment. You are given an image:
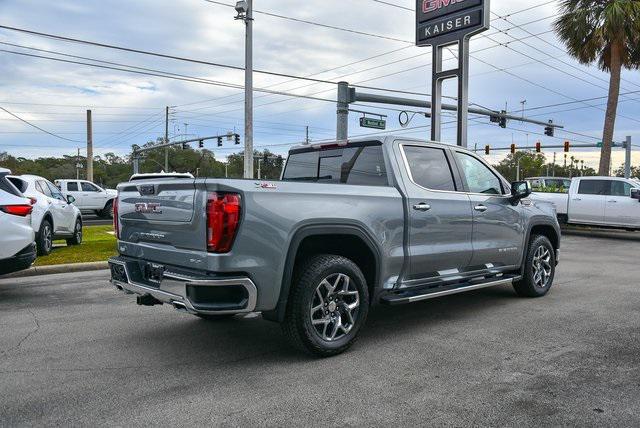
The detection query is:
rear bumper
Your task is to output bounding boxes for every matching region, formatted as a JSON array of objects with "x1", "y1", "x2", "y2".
[
  {"x1": 0, "y1": 243, "x2": 37, "y2": 276},
  {"x1": 108, "y1": 256, "x2": 257, "y2": 315}
]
